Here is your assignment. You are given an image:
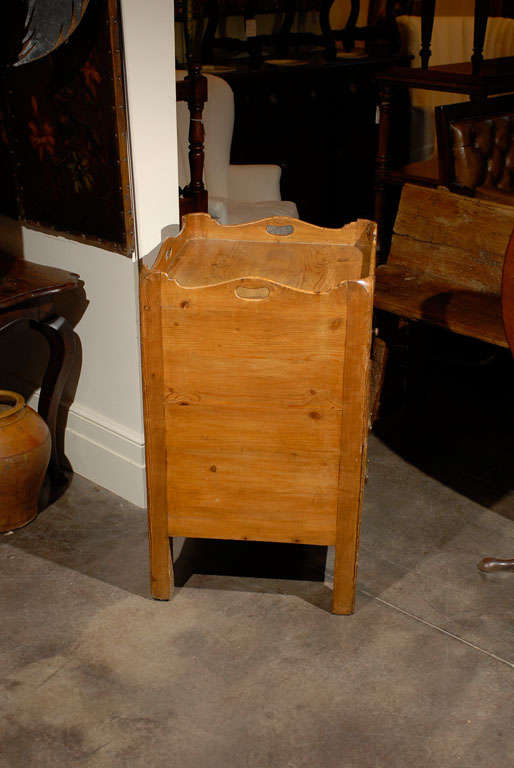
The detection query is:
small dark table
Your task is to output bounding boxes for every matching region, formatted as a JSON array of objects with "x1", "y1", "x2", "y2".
[
  {"x1": 0, "y1": 257, "x2": 80, "y2": 493},
  {"x1": 374, "y1": 56, "x2": 514, "y2": 260}
]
